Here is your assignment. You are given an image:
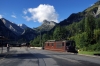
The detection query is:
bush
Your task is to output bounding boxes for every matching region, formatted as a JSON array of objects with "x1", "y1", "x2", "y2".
[{"x1": 87, "y1": 43, "x2": 100, "y2": 51}]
